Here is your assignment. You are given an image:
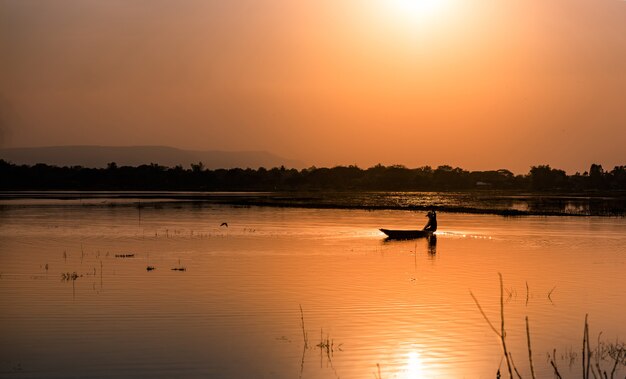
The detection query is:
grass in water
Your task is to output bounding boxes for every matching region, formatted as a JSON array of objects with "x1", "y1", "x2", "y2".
[
  {"x1": 171, "y1": 259, "x2": 186, "y2": 271},
  {"x1": 471, "y1": 274, "x2": 626, "y2": 379},
  {"x1": 60, "y1": 272, "x2": 80, "y2": 281},
  {"x1": 297, "y1": 305, "x2": 342, "y2": 379}
]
